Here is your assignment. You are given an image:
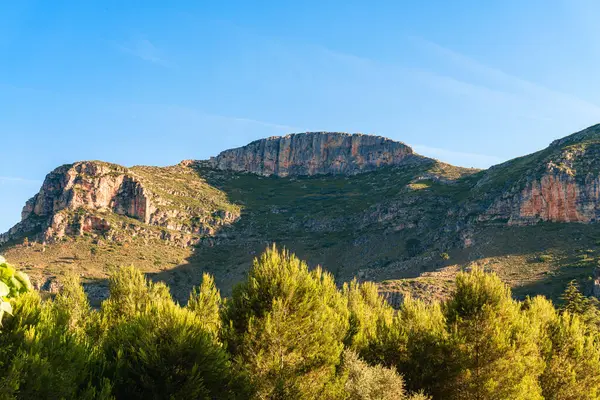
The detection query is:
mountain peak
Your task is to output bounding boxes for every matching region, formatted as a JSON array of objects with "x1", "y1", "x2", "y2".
[{"x1": 208, "y1": 131, "x2": 421, "y2": 177}]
